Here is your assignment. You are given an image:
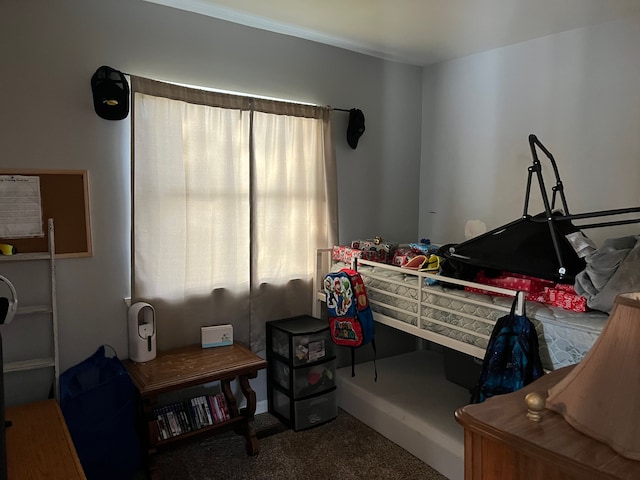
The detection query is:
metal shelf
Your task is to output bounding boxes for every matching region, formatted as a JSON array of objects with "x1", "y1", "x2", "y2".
[
  {"x1": 15, "y1": 305, "x2": 53, "y2": 316},
  {"x1": 4, "y1": 357, "x2": 56, "y2": 373},
  {"x1": 0, "y1": 252, "x2": 51, "y2": 262},
  {"x1": 1, "y1": 218, "x2": 59, "y2": 399}
]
